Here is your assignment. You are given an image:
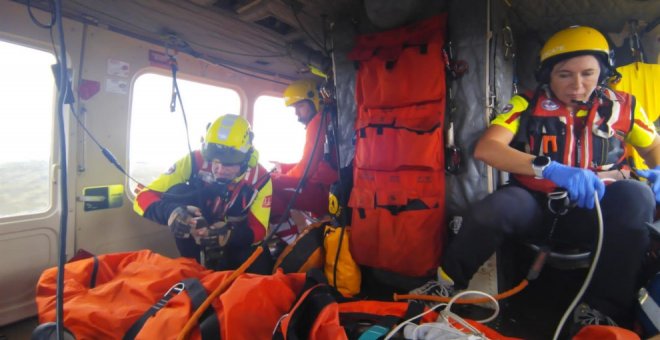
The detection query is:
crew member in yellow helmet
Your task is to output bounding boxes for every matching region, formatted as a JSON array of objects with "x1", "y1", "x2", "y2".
[
  {"x1": 134, "y1": 114, "x2": 272, "y2": 271},
  {"x1": 269, "y1": 79, "x2": 338, "y2": 242},
  {"x1": 411, "y1": 26, "x2": 660, "y2": 335}
]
